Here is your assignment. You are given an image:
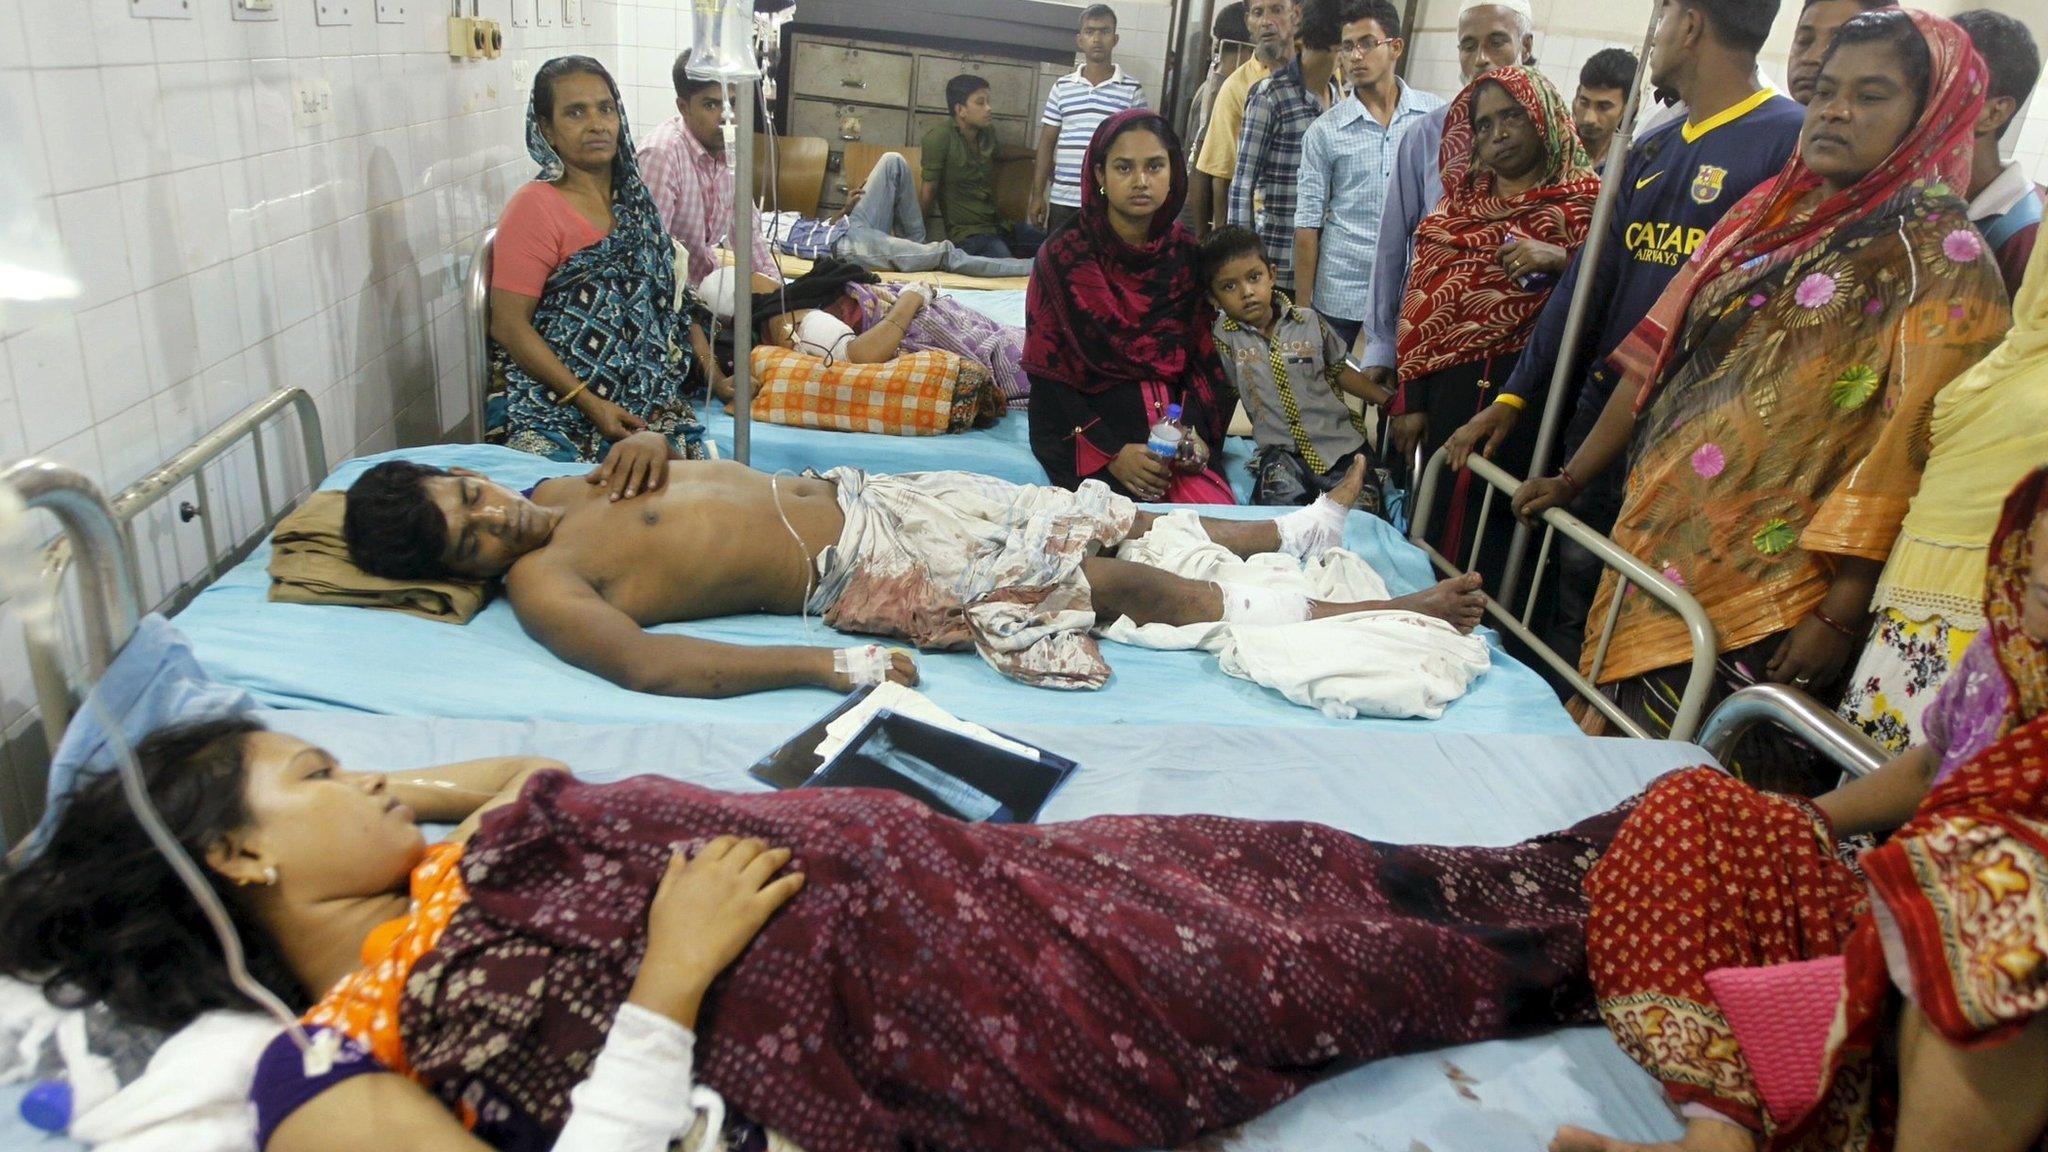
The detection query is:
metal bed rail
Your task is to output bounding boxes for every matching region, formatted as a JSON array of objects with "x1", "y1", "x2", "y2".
[
  {"x1": 1408, "y1": 446, "x2": 1719, "y2": 741},
  {"x1": 20, "y1": 388, "x2": 328, "y2": 760},
  {"x1": 1697, "y1": 683, "x2": 1888, "y2": 780},
  {"x1": 465, "y1": 227, "x2": 495, "y2": 445},
  {"x1": 0, "y1": 461, "x2": 134, "y2": 844}
]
